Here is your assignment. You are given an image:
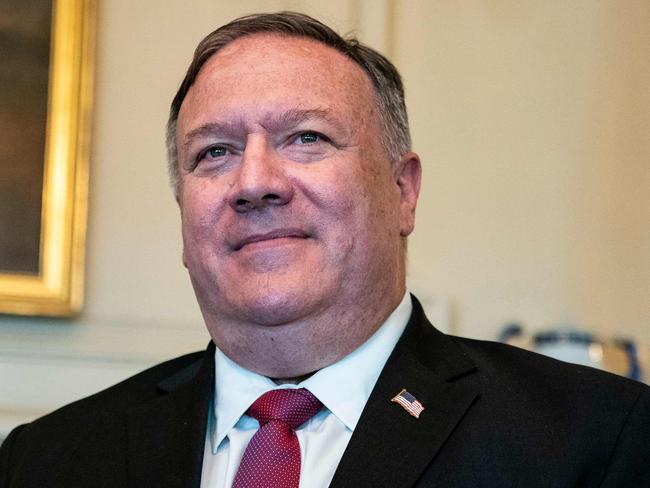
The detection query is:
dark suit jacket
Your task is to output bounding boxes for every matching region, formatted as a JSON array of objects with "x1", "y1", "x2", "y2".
[{"x1": 1, "y1": 297, "x2": 649, "y2": 487}]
